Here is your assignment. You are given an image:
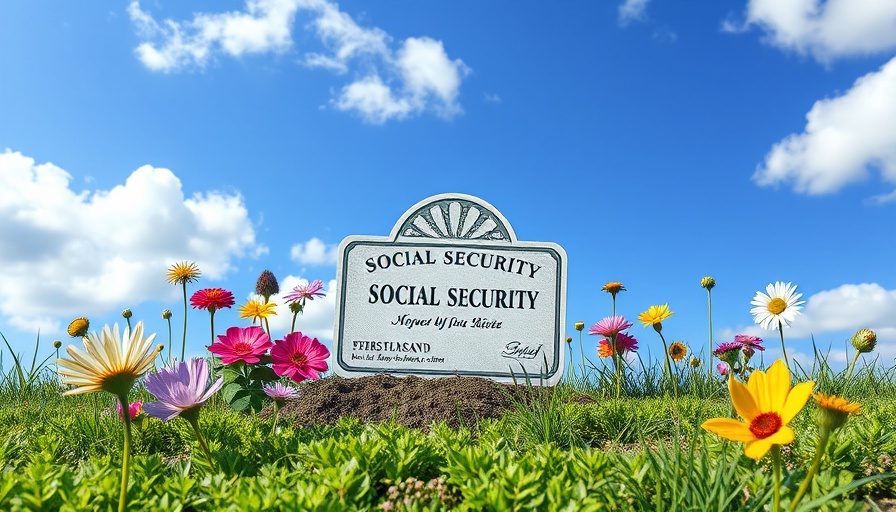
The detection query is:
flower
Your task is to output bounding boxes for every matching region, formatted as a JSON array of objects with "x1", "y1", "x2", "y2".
[
  {"x1": 813, "y1": 393, "x2": 861, "y2": 431},
  {"x1": 121, "y1": 309, "x2": 132, "y2": 319},
  {"x1": 271, "y1": 331, "x2": 330, "y2": 383},
  {"x1": 255, "y1": 270, "x2": 280, "y2": 300},
  {"x1": 851, "y1": 328, "x2": 877, "y2": 353},
  {"x1": 283, "y1": 280, "x2": 326, "y2": 303},
  {"x1": 67, "y1": 317, "x2": 90, "y2": 338},
  {"x1": 209, "y1": 326, "x2": 273, "y2": 365},
  {"x1": 263, "y1": 382, "x2": 299, "y2": 402},
  {"x1": 56, "y1": 322, "x2": 162, "y2": 397},
  {"x1": 574, "y1": 322, "x2": 585, "y2": 332},
  {"x1": 565, "y1": 337, "x2": 573, "y2": 344},
  {"x1": 638, "y1": 304, "x2": 673, "y2": 331},
  {"x1": 588, "y1": 316, "x2": 634, "y2": 337},
  {"x1": 117, "y1": 400, "x2": 143, "y2": 421},
  {"x1": 750, "y1": 281, "x2": 805, "y2": 330},
  {"x1": 190, "y1": 288, "x2": 236, "y2": 312},
  {"x1": 669, "y1": 341, "x2": 688, "y2": 362},
  {"x1": 702, "y1": 360, "x2": 815, "y2": 460},
  {"x1": 690, "y1": 357, "x2": 701, "y2": 368},
  {"x1": 598, "y1": 339, "x2": 615, "y2": 358},
  {"x1": 239, "y1": 298, "x2": 278, "y2": 323},
  {"x1": 601, "y1": 282, "x2": 626, "y2": 296},
  {"x1": 162, "y1": 309, "x2": 172, "y2": 320},
  {"x1": 597, "y1": 332, "x2": 638, "y2": 358},
  {"x1": 713, "y1": 342, "x2": 741, "y2": 366},
  {"x1": 717, "y1": 362, "x2": 729, "y2": 376},
  {"x1": 53, "y1": 340, "x2": 62, "y2": 349},
  {"x1": 701, "y1": 276, "x2": 716, "y2": 290},
  {"x1": 143, "y1": 358, "x2": 224, "y2": 422},
  {"x1": 166, "y1": 261, "x2": 201, "y2": 285},
  {"x1": 734, "y1": 335, "x2": 764, "y2": 351}
]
